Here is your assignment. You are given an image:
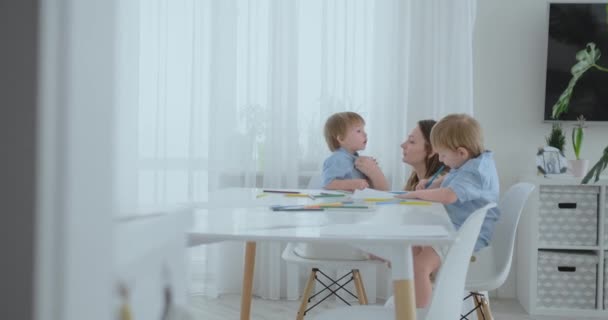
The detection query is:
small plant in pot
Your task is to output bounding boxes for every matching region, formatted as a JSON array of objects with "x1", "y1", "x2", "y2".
[
  {"x1": 546, "y1": 123, "x2": 566, "y2": 152},
  {"x1": 569, "y1": 115, "x2": 588, "y2": 177}
]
